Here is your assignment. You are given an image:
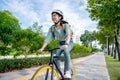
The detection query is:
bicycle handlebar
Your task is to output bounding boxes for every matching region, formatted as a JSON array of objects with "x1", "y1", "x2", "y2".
[{"x1": 44, "y1": 47, "x2": 60, "y2": 52}]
